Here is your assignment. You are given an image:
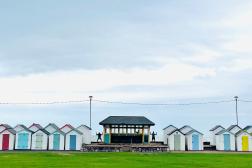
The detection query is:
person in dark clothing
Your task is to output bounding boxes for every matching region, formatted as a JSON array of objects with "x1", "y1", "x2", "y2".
[
  {"x1": 96, "y1": 132, "x2": 103, "y2": 142},
  {"x1": 151, "y1": 131, "x2": 157, "y2": 142}
]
